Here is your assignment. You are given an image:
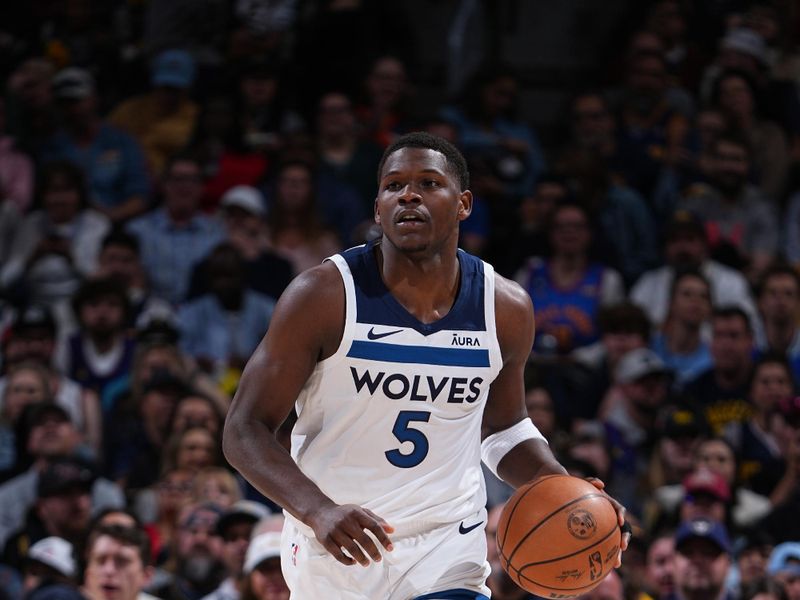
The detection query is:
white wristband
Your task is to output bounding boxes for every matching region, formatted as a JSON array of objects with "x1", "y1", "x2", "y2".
[{"x1": 481, "y1": 418, "x2": 547, "y2": 480}]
